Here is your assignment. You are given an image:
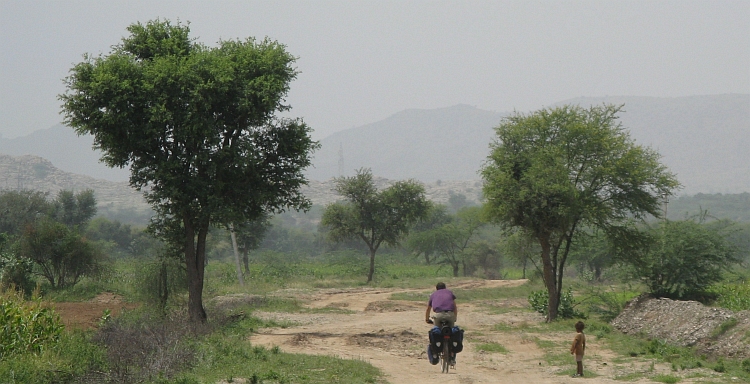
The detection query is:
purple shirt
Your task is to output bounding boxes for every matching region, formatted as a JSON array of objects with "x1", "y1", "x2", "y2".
[{"x1": 428, "y1": 289, "x2": 456, "y2": 312}]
